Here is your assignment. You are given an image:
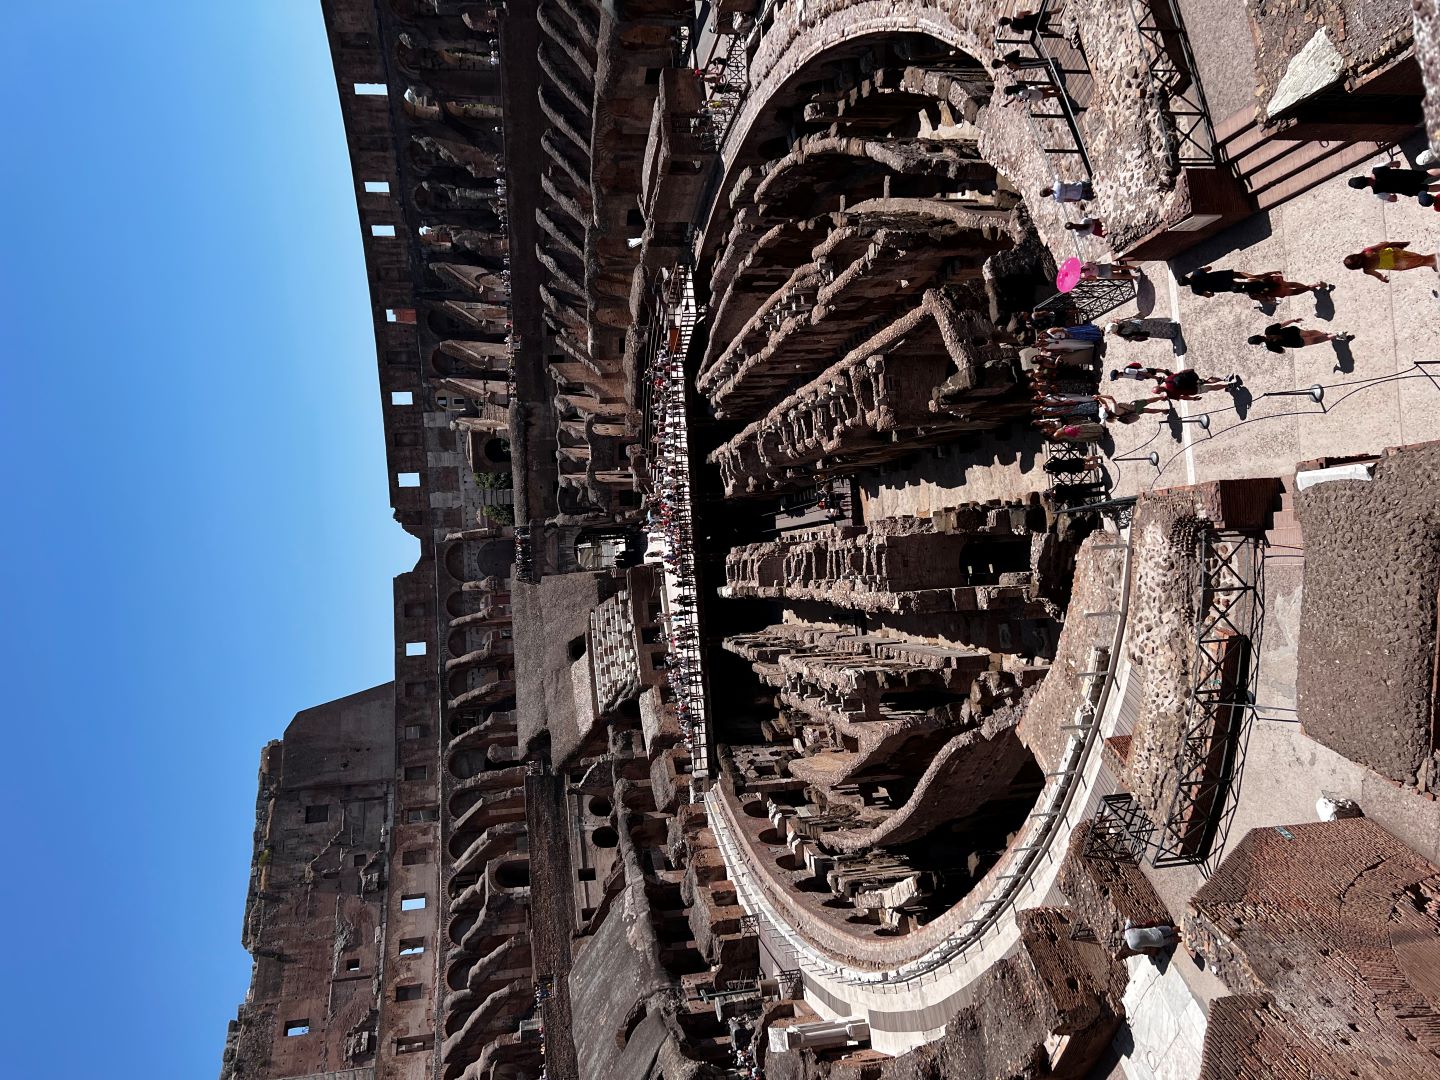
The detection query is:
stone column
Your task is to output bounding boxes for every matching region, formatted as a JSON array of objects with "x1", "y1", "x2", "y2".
[{"x1": 767, "y1": 1018, "x2": 870, "y2": 1053}]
